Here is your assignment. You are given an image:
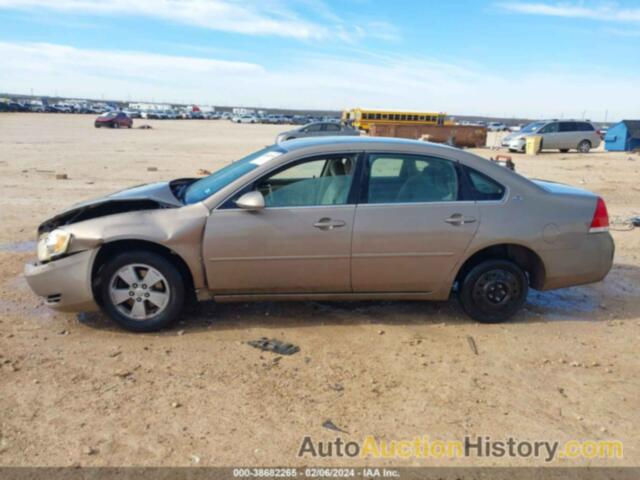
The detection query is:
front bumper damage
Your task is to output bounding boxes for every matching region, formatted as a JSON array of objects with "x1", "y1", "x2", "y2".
[{"x1": 24, "y1": 248, "x2": 100, "y2": 312}]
